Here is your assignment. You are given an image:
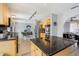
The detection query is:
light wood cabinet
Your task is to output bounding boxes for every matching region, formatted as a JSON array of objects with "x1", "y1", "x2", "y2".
[
  {"x1": 0, "y1": 4, "x2": 3, "y2": 24},
  {"x1": 0, "y1": 3, "x2": 9, "y2": 25},
  {"x1": 0, "y1": 40, "x2": 17, "y2": 56},
  {"x1": 54, "y1": 48, "x2": 70, "y2": 56},
  {"x1": 31, "y1": 41, "x2": 43, "y2": 56}
]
